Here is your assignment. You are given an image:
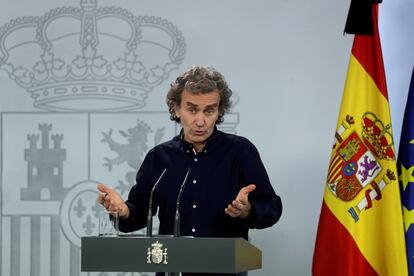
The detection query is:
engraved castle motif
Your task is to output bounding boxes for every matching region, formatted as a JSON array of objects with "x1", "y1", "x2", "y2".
[{"x1": 22, "y1": 124, "x2": 68, "y2": 201}]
